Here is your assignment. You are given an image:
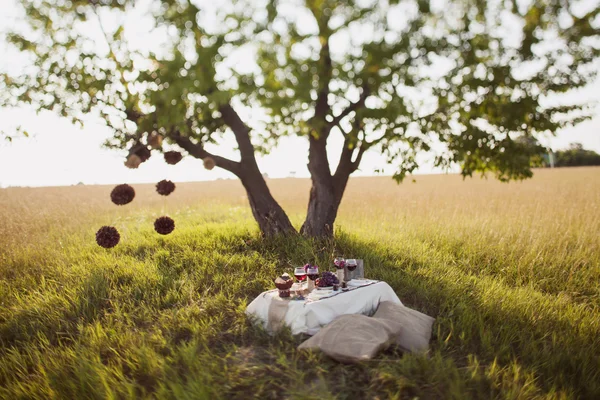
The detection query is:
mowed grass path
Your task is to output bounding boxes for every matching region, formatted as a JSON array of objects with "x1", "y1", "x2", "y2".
[{"x1": 0, "y1": 167, "x2": 599, "y2": 399}]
